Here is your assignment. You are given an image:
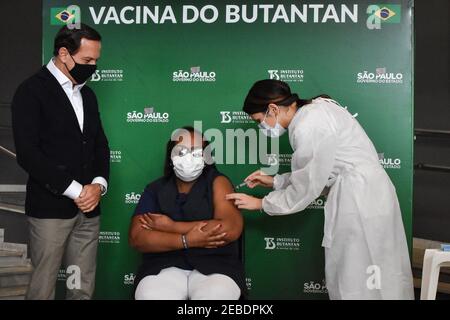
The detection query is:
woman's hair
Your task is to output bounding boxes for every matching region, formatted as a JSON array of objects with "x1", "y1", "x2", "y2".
[
  {"x1": 163, "y1": 126, "x2": 216, "y2": 178},
  {"x1": 243, "y1": 79, "x2": 330, "y2": 115}
]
